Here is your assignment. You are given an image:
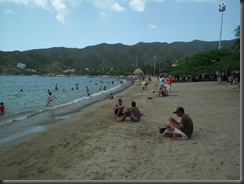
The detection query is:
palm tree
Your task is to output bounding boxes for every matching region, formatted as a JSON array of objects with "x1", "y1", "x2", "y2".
[{"x1": 233, "y1": 25, "x2": 240, "y2": 52}]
